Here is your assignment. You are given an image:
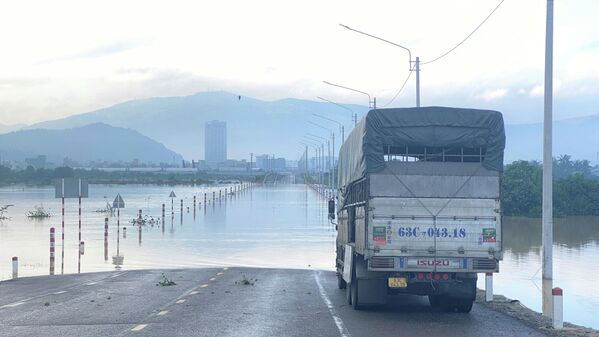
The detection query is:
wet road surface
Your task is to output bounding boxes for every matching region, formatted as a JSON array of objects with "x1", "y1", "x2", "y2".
[{"x1": 0, "y1": 268, "x2": 549, "y2": 337}]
